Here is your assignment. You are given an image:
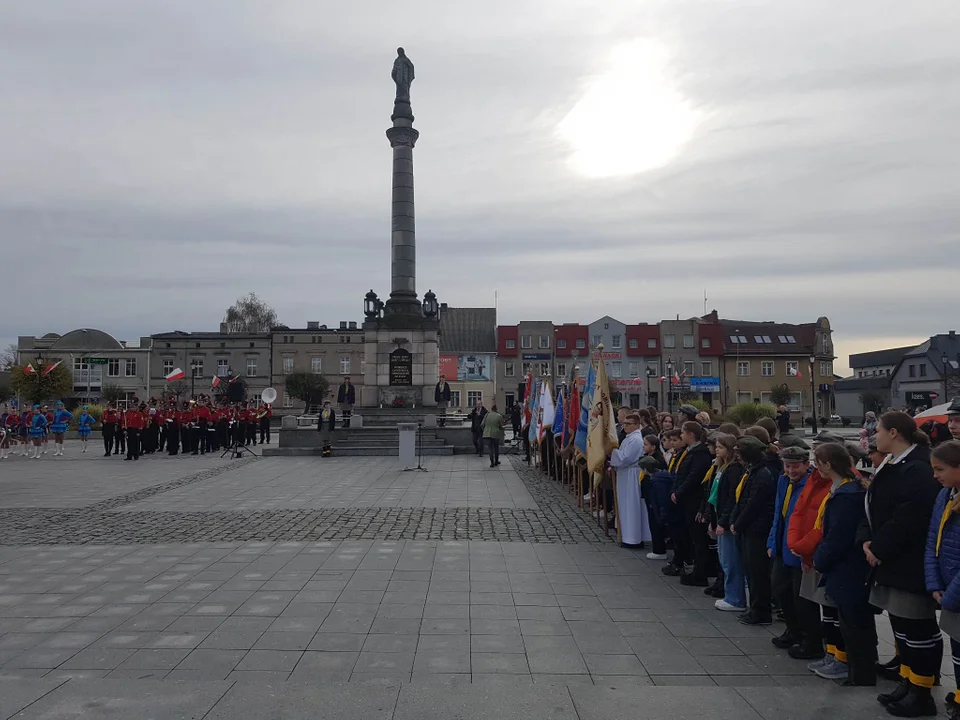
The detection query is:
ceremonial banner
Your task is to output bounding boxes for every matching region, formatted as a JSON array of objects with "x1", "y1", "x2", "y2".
[
  {"x1": 587, "y1": 356, "x2": 619, "y2": 476},
  {"x1": 573, "y1": 361, "x2": 596, "y2": 455},
  {"x1": 552, "y1": 387, "x2": 566, "y2": 437},
  {"x1": 539, "y1": 380, "x2": 555, "y2": 440}
]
